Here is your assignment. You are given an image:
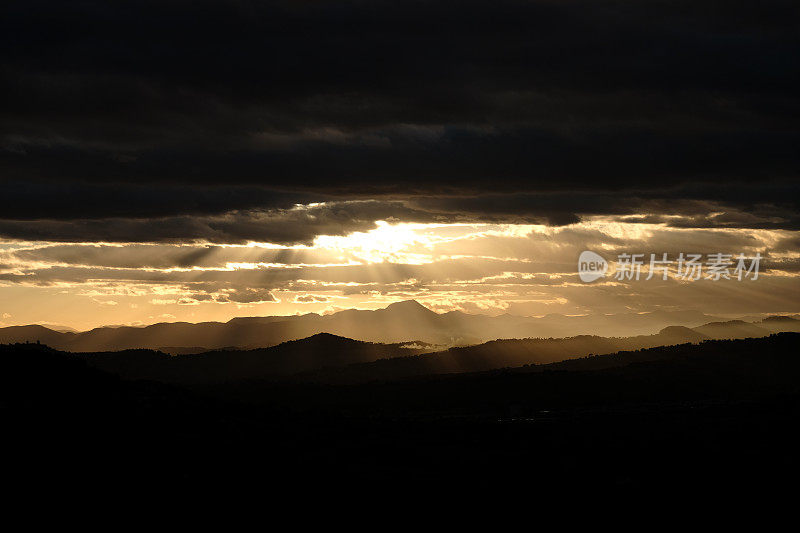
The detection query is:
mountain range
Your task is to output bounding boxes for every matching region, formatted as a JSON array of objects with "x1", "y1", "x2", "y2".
[
  {"x1": 5, "y1": 300, "x2": 793, "y2": 353},
  {"x1": 47, "y1": 314, "x2": 797, "y2": 385},
  {"x1": 291, "y1": 320, "x2": 800, "y2": 384},
  {"x1": 6, "y1": 334, "x2": 800, "y2": 495},
  {"x1": 81, "y1": 333, "x2": 434, "y2": 383}
]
